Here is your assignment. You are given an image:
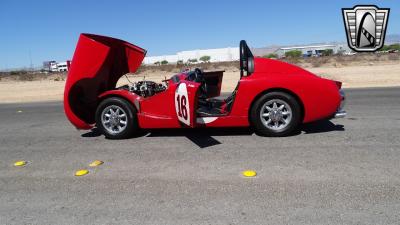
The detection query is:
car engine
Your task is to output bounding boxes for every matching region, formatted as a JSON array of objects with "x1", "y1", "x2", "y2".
[{"x1": 119, "y1": 80, "x2": 167, "y2": 97}]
